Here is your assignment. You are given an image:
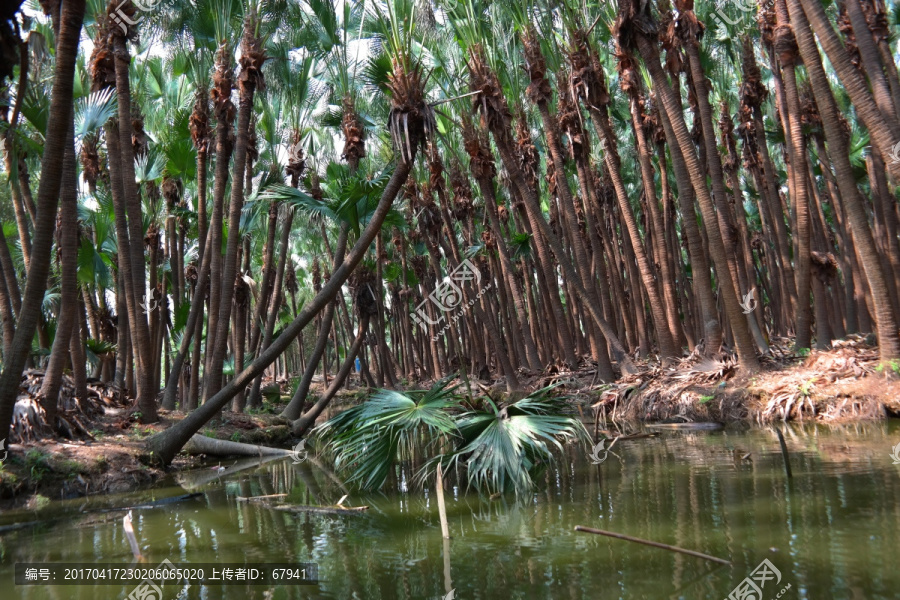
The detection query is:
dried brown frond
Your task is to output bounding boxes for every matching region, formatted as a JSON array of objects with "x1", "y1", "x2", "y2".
[
  {"x1": 161, "y1": 176, "x2": 183, "y2": 209},
  {"x1": 521, "y1": 29, "x2": 552, "y2": 106},
  {"x1": 349, "y1": 266, "x2": 378, "y2": 318},
  {"x1": 385, "y1": 52, "x2": 434, "y2": 164},
  {"x1": 341, "y1": 95, "x2": 366, "y2": 166},
  {"x1": 131, "y1": 107, "x2": 147, "y2": 157},
  {"x1": 468, "y1": 45, "x2": 514, "y2": 148},
  {"x1": 237, "y1": 14, "x2": 266, "y2": 94},
  {"x1": 190, "y1": 85, "x2": 211, "y2": 152},
  {"x1": 80, "y1": 136, "x2": 101, "y2": 188},
  {"x1": 311, "y1": 258, "x2": 322, "y2": 292},
  {"x1": 286, "y1": 129, "x2": 305, "y2": 186},
  {"x1": 106, "y1": 0, "x2": 139, "y2": 41},
  {"x1": 211, "y1": 41, "x2": 236, "y2": 141},
  {"x1": 89, "y1": 19, "x2": 116, "y2": 92}
]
